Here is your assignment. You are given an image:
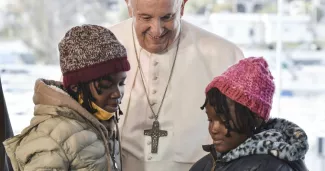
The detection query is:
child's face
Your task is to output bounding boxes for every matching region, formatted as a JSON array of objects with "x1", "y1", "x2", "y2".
[
  {"x1": 205, "y1": 99, "x2": 248, "y2": 153},
  {"x1": 89, "y1": 71, "x2": 127, "y2": 113}
]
